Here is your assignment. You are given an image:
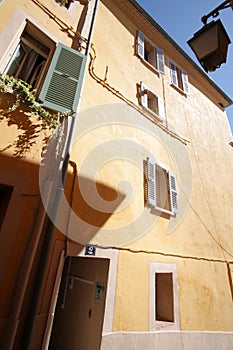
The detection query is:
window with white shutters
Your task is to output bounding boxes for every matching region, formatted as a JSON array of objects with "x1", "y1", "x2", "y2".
[
  {"x1": 146, "y1": 157, "x2": 178, "y2": 215},
  {"x1": 169, "y1": 60, "x2": 189, "y2": 94},
  {"x1": 140, "y1": 82, "x2": 165, "y2": 122},
  {"x1": 137, "y1": 30, "x2": 165, "y2": 74}
]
